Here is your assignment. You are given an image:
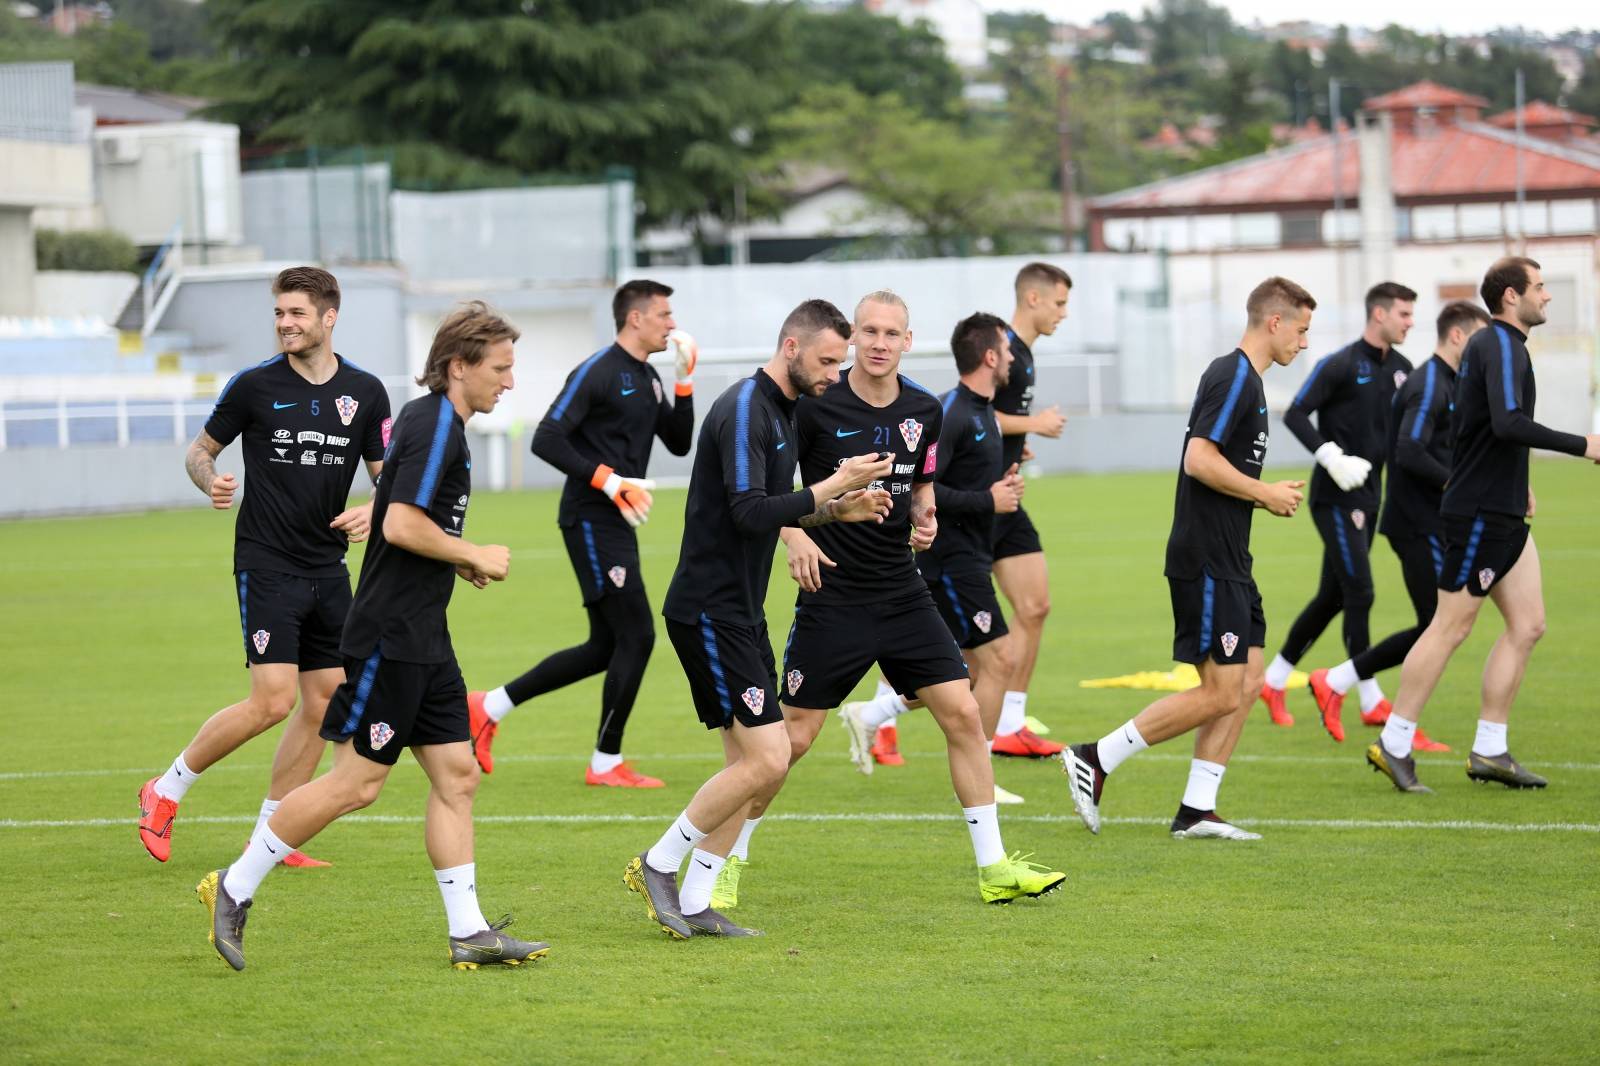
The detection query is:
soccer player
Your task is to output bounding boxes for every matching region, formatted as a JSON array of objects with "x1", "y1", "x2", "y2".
[
  {"x1": 137, "y1": 267, "x2": 389, "y2": 866},
  {"x1": 1260, "y1": 282, "x2": 1416, "y2": 736},
  {"x1": 468, "y1": 280, "x2": 694, "y2": 787},
  {"x1": 1366, "y1": 258, "x2": 1600, "y2": 793},
  {"x1": 1061, "y1": 277, "x2": 1314, "y2": 840},
  {"x1": 623, "y1": 299, "x2": 894, "y2": 938},
  {"x1": 1308, "y1": 302, "x2": 1490, "y2": 738},
  {"x1": 197, "y1": 302, "x2": 548, "y2": 971},
  {"x1": 715, "y1": 291, "x2": 1066, "y2": 907}
]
